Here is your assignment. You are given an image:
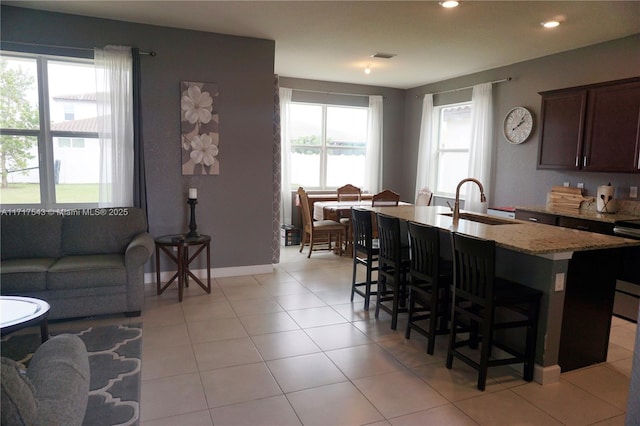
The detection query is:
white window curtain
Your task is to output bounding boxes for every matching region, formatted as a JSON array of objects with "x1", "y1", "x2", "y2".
[
  {"x1": 279, "y1": 87, "x2": 293, "y2": 226},
  {"x1": 415, "y1": 94, "x2": 434, "y2": 201},
  {"x1": 465, "y1": 82, "x2": 493, "y2": 213},
  {"x1": 365, "y1": 95, "x2": 383, "y2": 194},
  {"x1": 95, "y1": 45, "x2": 134, "y2": 207}
]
